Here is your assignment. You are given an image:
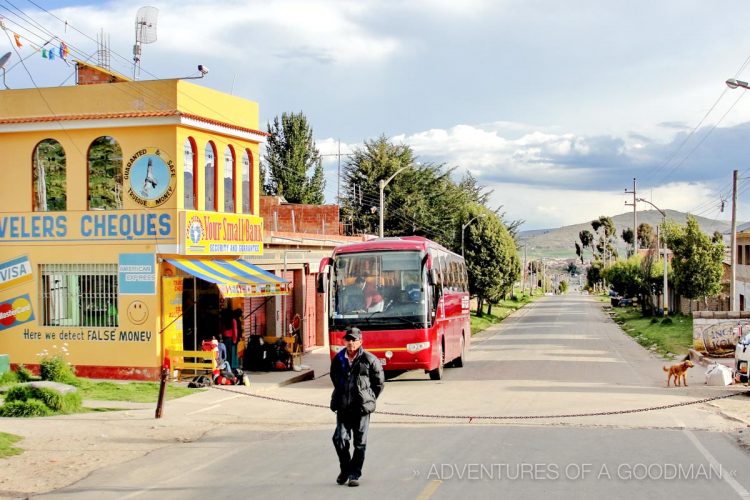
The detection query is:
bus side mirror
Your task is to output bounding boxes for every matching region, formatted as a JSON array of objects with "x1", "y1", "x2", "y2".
[
  {"x1": 317, "y1": 257, "x2": 332, "y2": 293},
  {"x1": 429, "y1": 269, "x2": 438, "y2": 285}
]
